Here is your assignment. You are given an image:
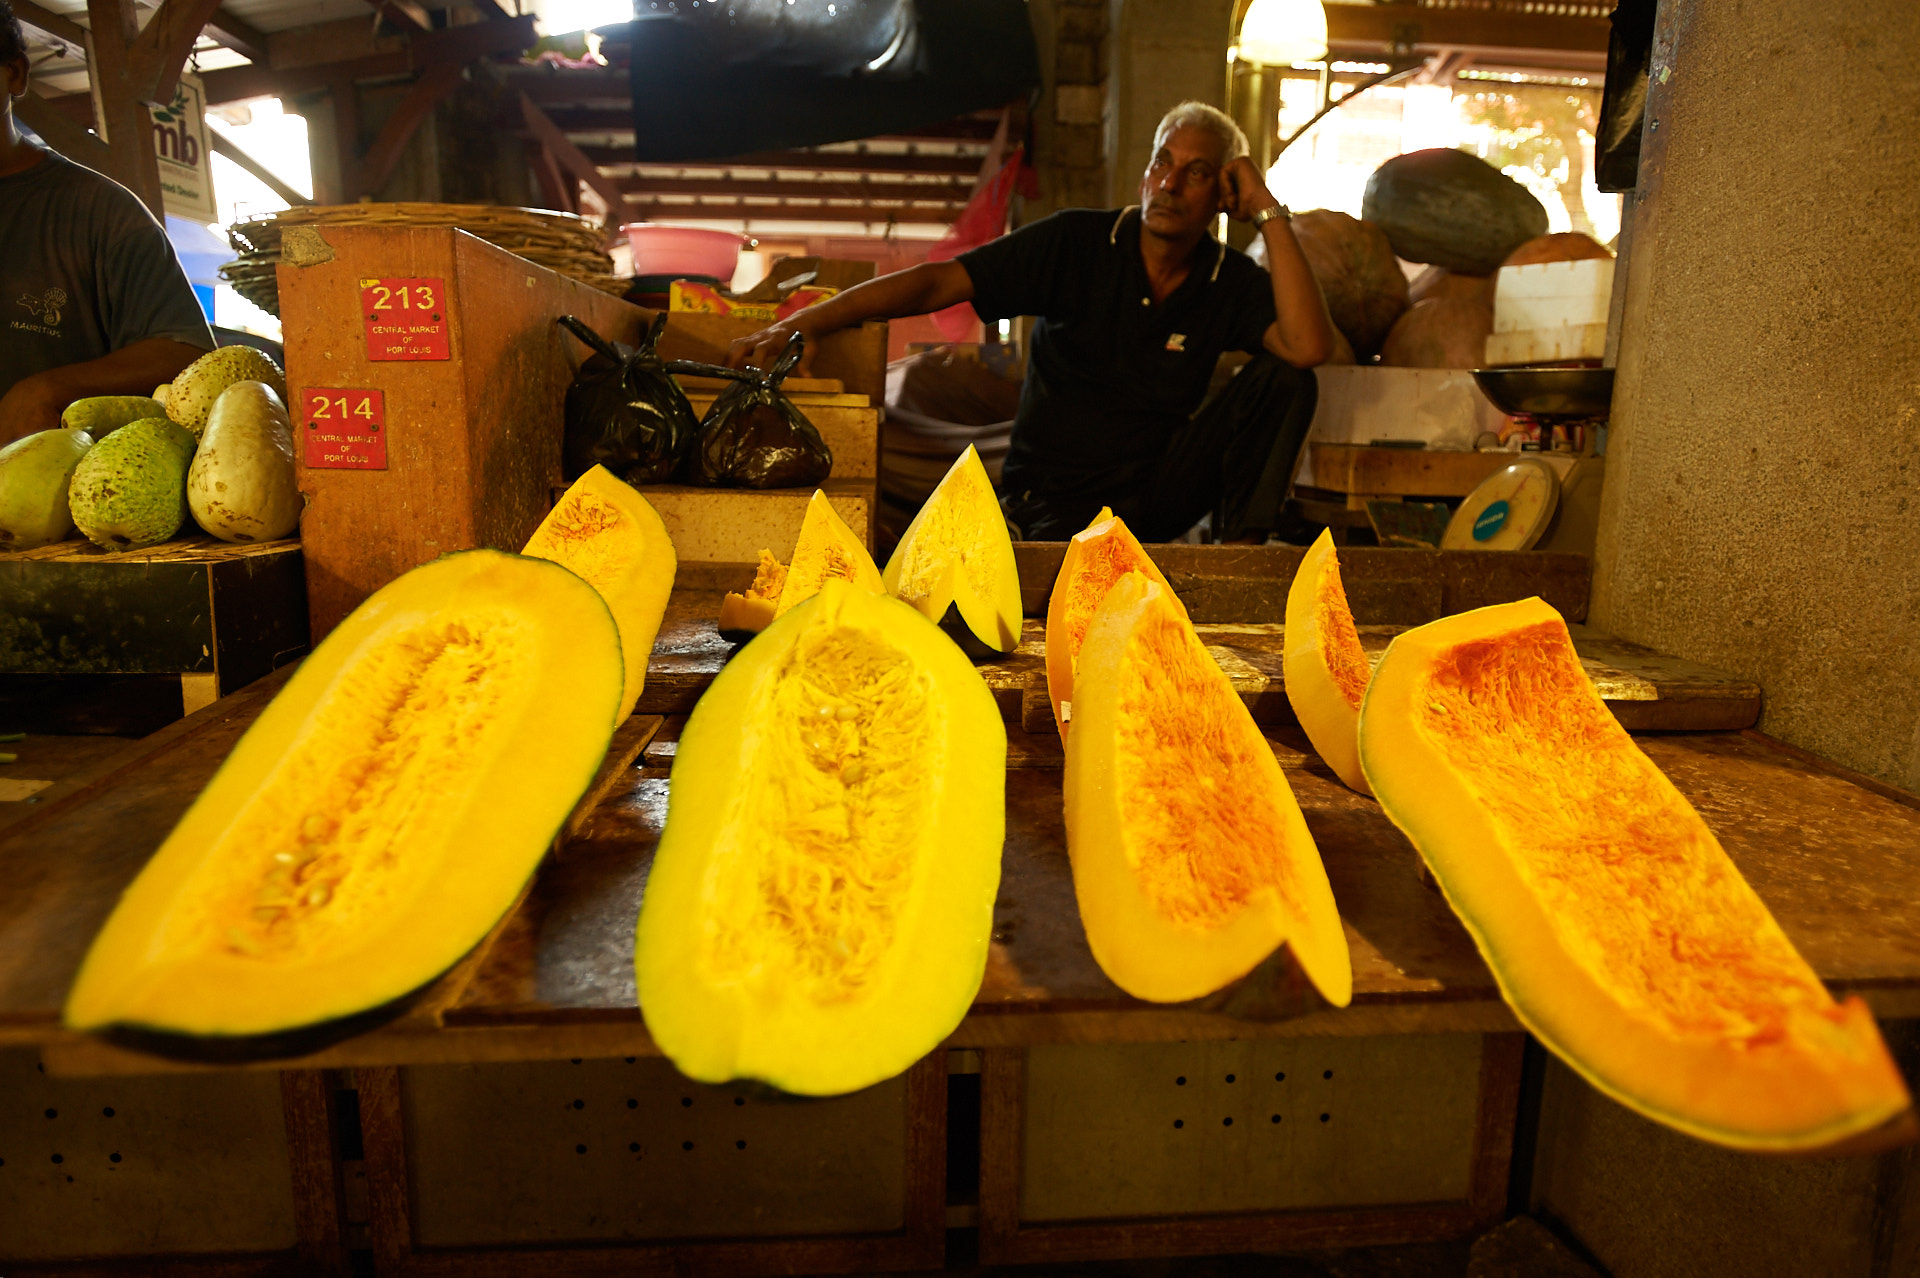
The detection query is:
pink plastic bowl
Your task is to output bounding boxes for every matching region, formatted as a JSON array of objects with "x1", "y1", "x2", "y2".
[{"x1": 620, "y1": 224, "x2": 748, "y2": 280}]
